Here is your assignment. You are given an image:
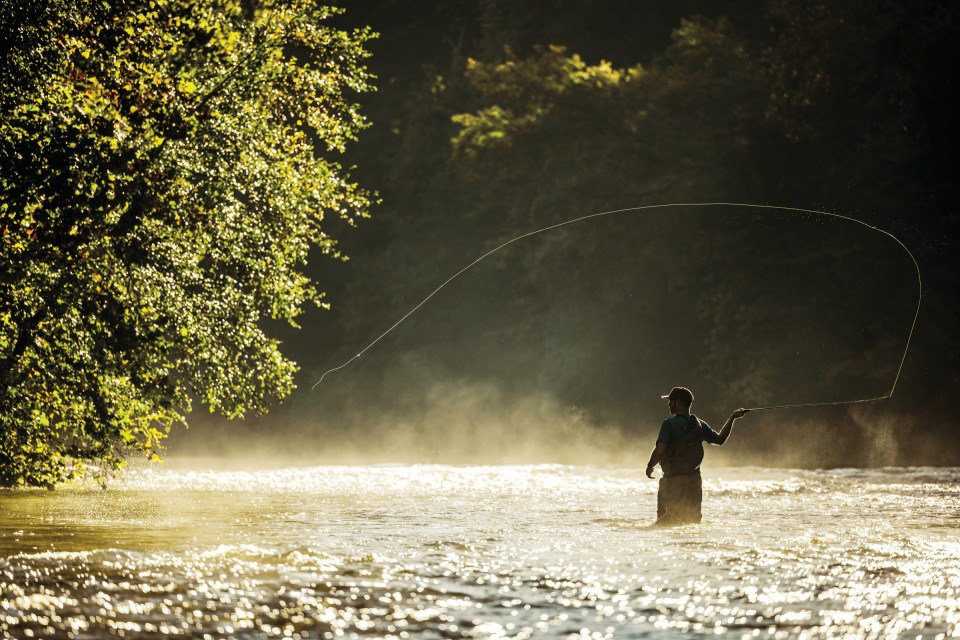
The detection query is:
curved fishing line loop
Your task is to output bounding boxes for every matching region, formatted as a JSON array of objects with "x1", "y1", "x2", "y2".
[{"x1": 312, "y1": 202, "x2": 923, "y2": 412}]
